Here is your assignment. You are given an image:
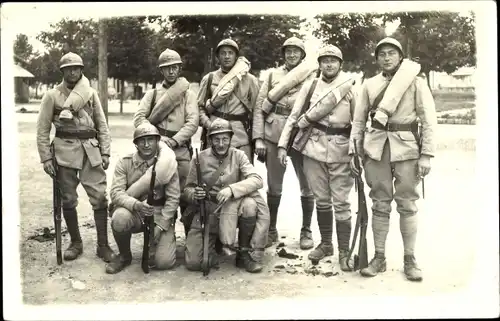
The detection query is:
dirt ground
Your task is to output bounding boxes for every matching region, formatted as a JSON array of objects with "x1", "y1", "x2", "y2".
[{"x1": 4, "y1": 111, "x2": 499, "y2": 319}]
